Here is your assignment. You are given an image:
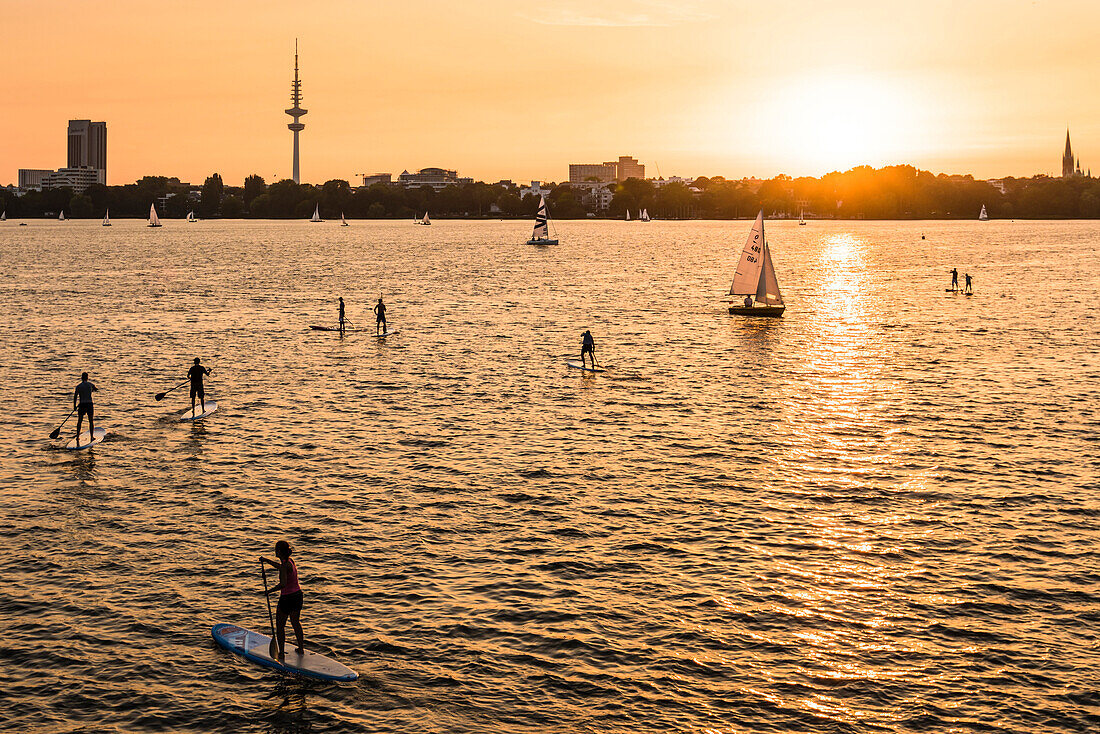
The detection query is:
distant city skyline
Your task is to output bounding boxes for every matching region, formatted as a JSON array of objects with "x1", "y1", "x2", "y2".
[{"x1": 2, "y1": 1, "x2": 1098, "y2": 185}]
